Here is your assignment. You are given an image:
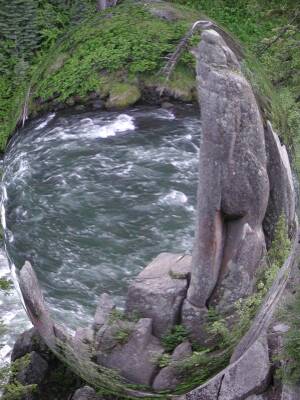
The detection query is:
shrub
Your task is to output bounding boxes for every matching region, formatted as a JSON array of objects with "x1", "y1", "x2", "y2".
[{"x1": 162, "y1": 325, "x2": 189, "y2": 353}]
